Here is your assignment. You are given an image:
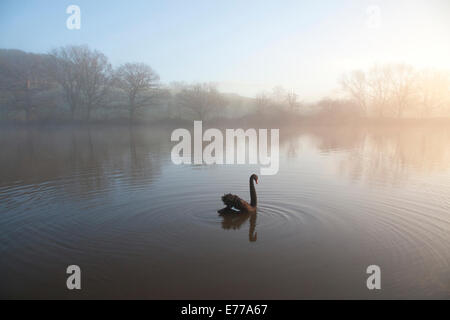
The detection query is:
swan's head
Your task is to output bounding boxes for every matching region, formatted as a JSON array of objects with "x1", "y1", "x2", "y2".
[{"x1": 251, "y1": 174, "x2": 258, "y2": 184}]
